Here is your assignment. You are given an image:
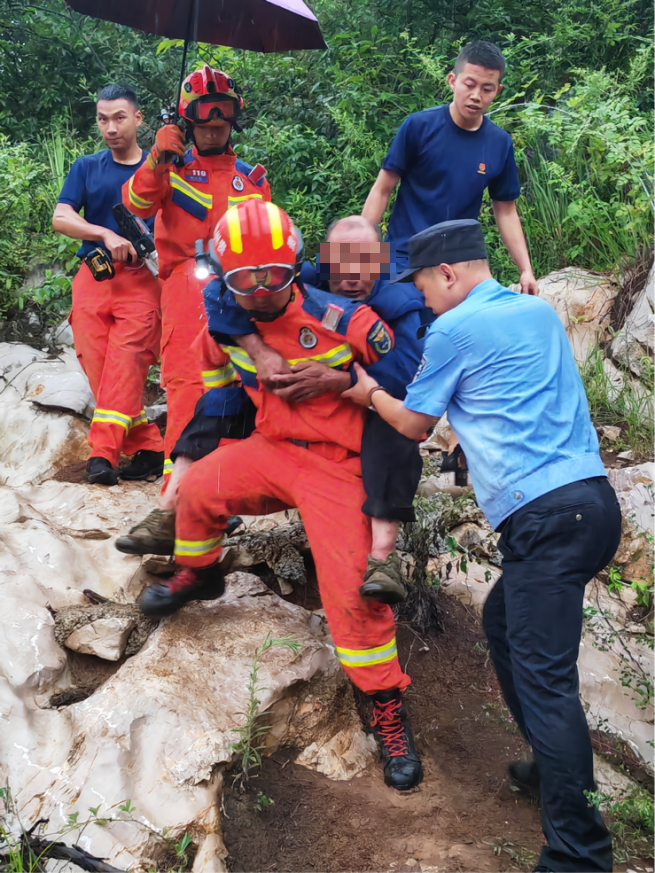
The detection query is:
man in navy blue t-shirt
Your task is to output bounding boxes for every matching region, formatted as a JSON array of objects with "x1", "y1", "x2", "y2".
[
  {"x1": 53, "y1": 84, "x2": 164, "y2": 486},
  {"x1": 362, "y1": 41, "x2": 539, "y2": 296}
]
